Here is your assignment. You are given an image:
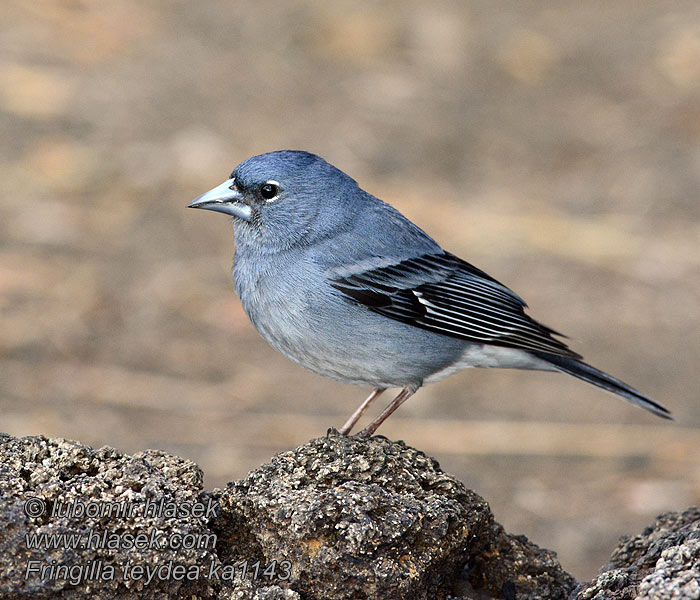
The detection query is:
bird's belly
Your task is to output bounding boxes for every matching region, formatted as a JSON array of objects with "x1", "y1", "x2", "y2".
[{"x1": 239, "y1": 278, "x2": 466, "y2": 388}]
